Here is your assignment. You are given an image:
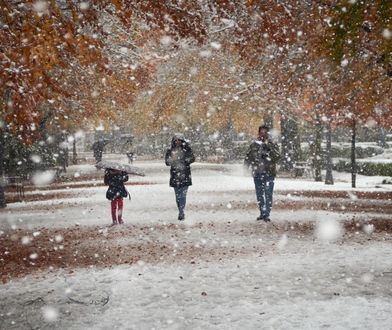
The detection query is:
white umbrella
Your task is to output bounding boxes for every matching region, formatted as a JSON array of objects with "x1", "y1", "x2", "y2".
[{"x1": 96, "y1": 160, "x2": 145, "y2": 176}]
